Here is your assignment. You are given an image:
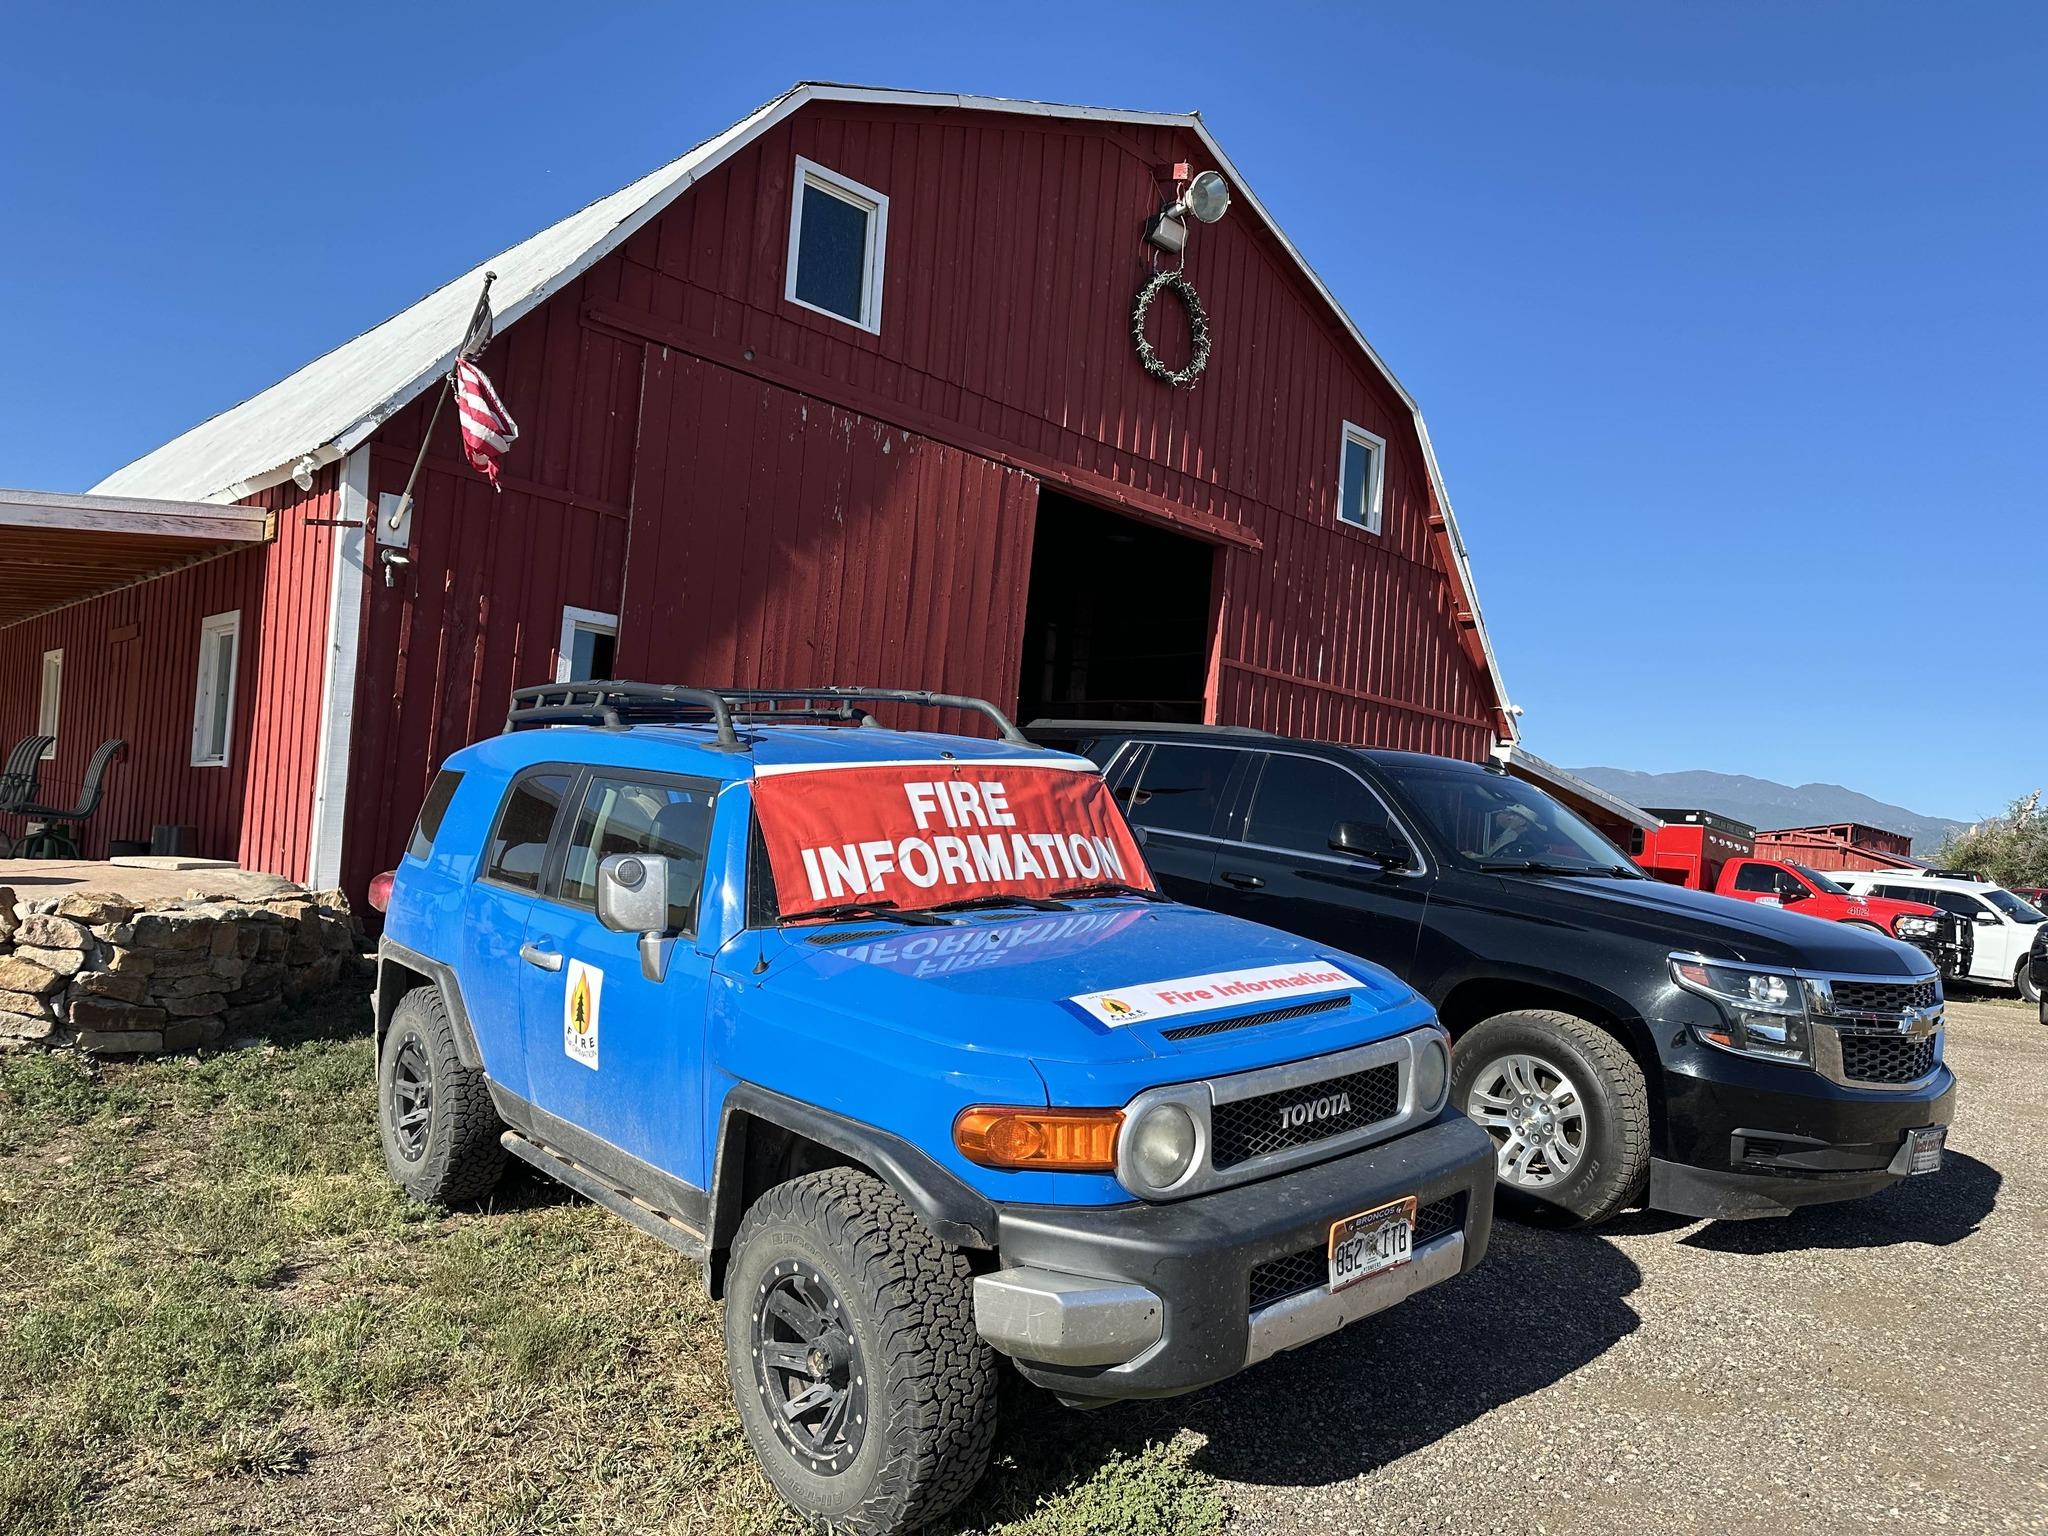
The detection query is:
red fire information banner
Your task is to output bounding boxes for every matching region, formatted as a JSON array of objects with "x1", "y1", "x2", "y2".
[{"x1": 751, "y1": 762, "x2": 1153, "y2": 917}]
